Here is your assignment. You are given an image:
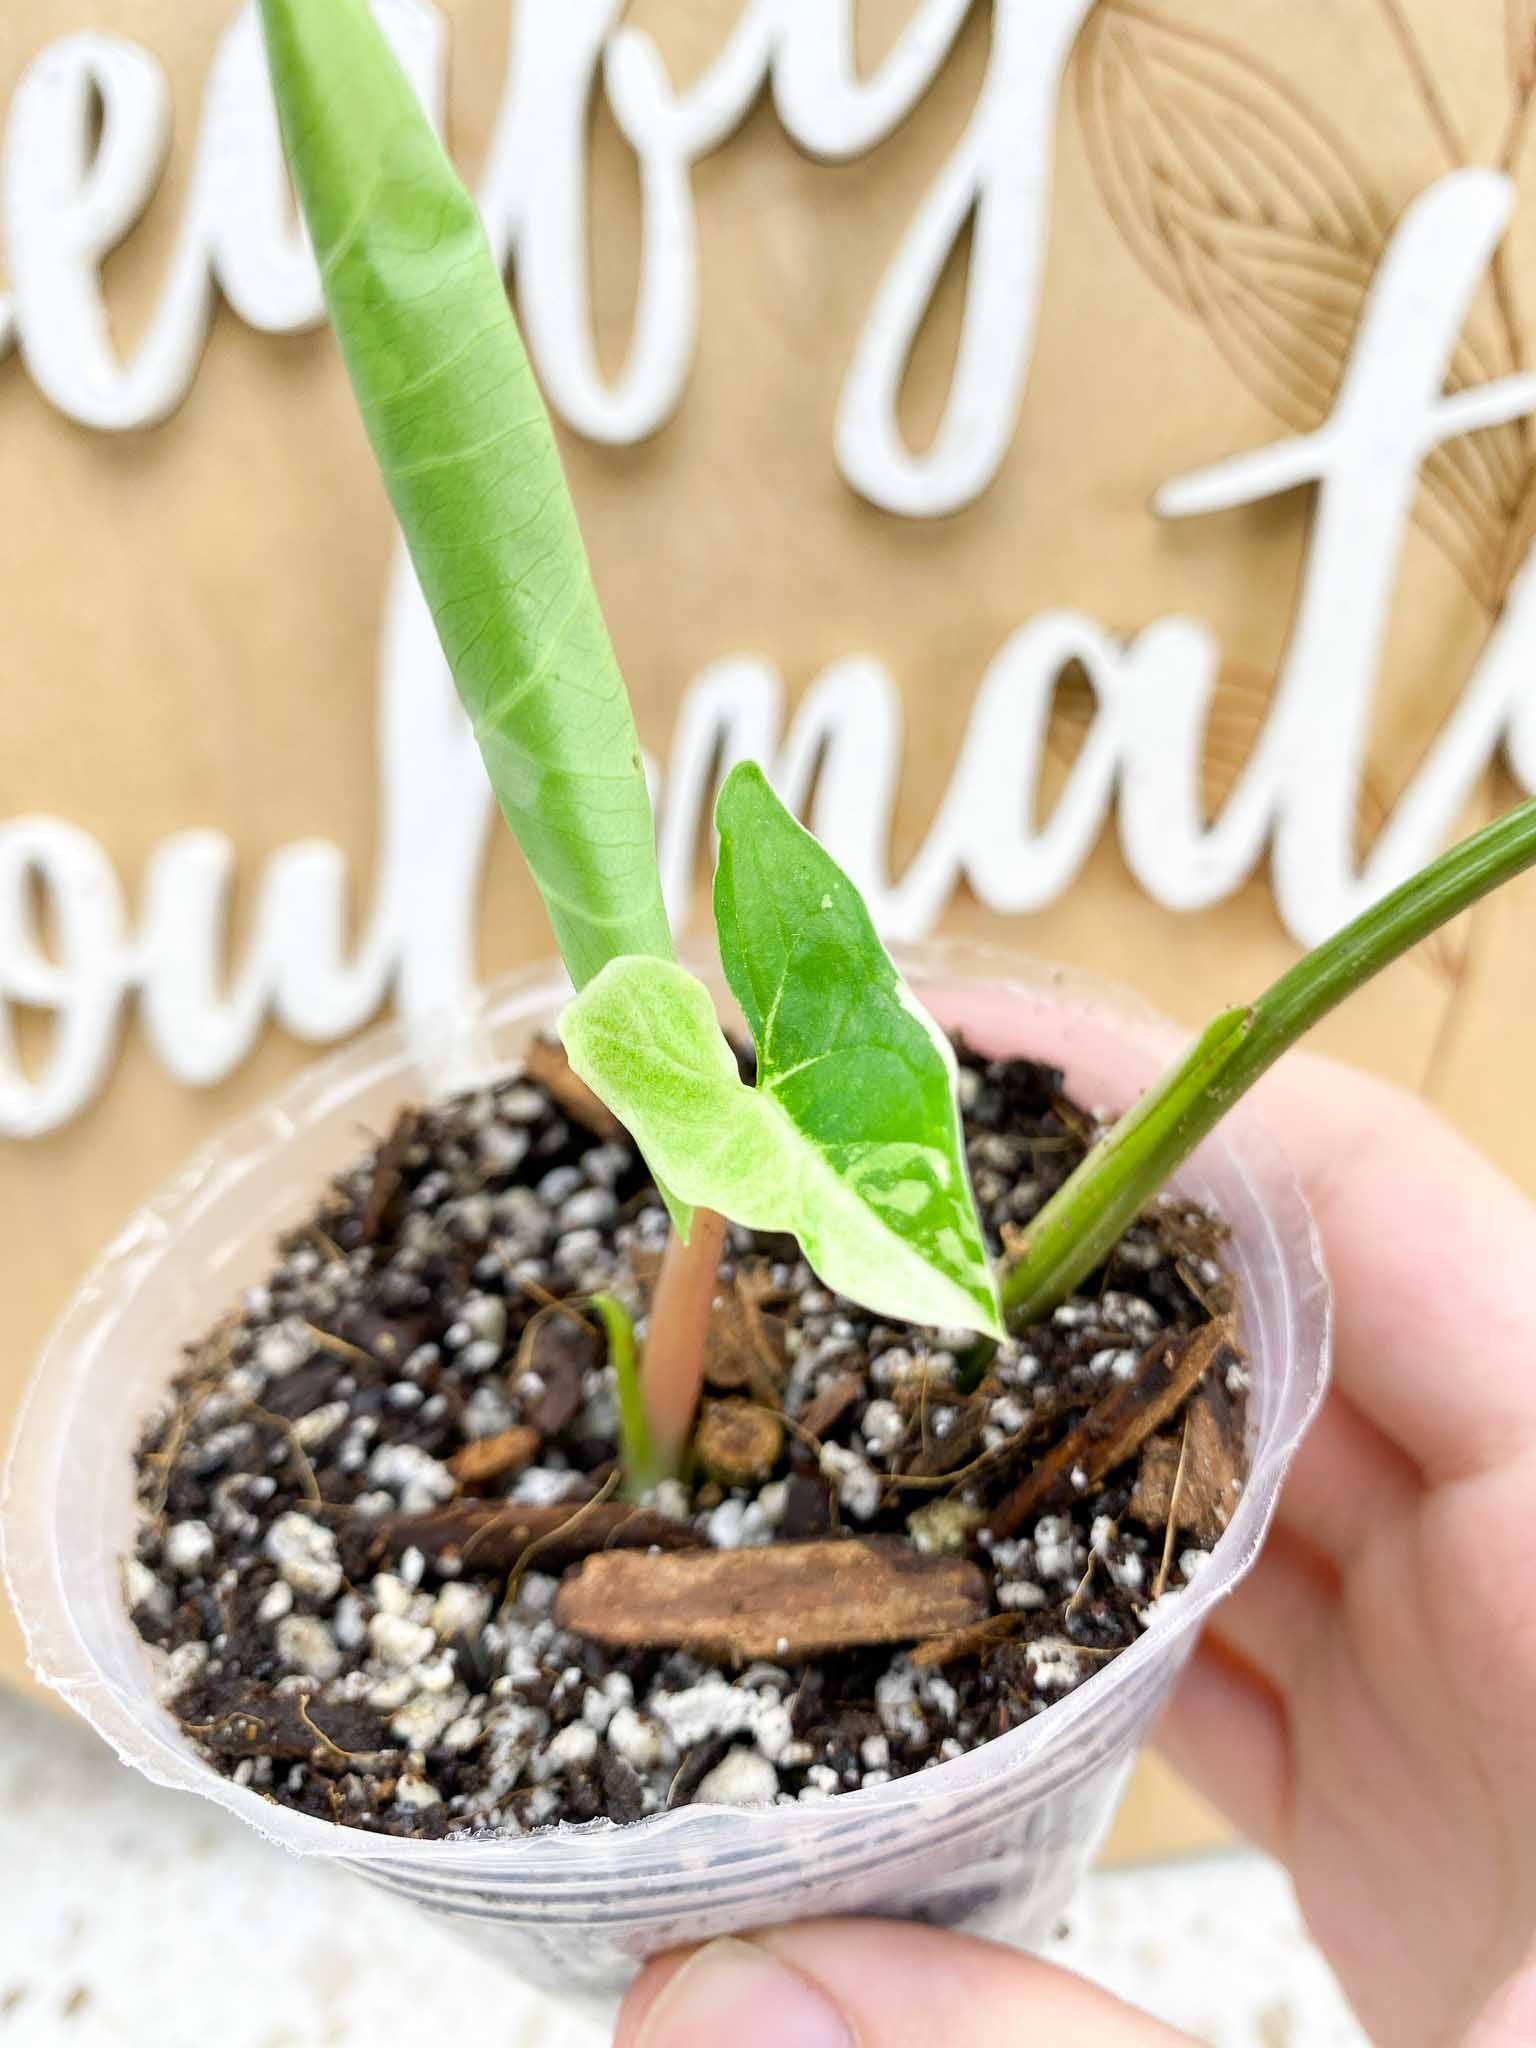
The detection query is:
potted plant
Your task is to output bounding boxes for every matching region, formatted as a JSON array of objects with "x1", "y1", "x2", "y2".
[{"x1": 5, "y1": 0, "x2": 1536, "y2": 2004}]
